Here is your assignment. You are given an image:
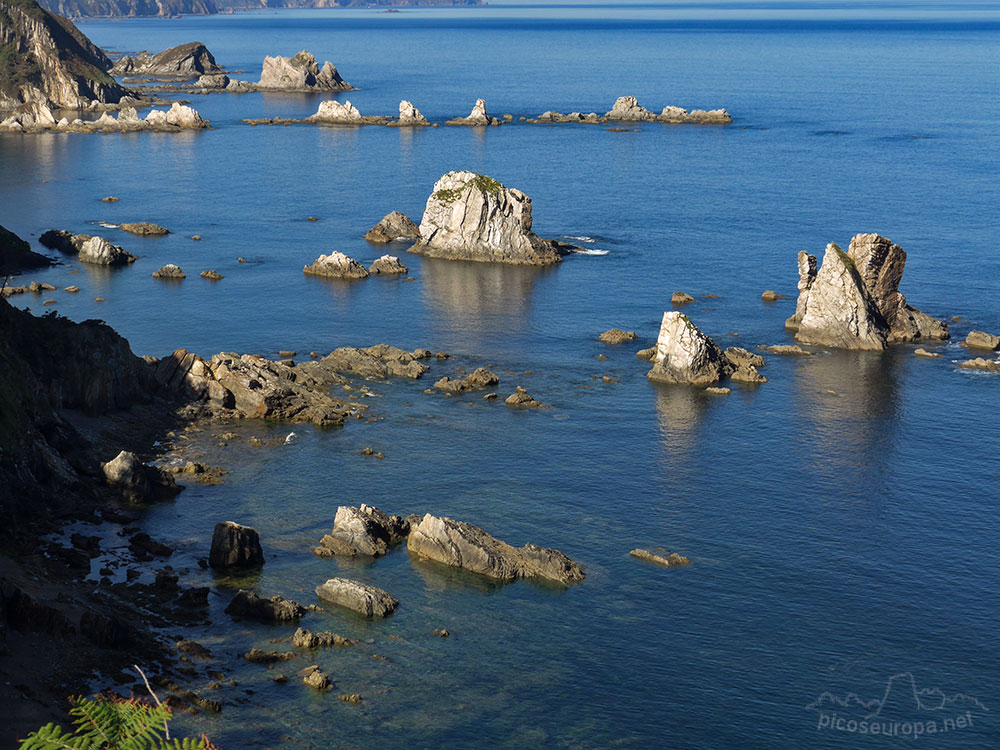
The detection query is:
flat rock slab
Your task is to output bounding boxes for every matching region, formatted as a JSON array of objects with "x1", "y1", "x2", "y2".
[{"x1": 315, "y1": 577, "x2": 398, "y2": 618}]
